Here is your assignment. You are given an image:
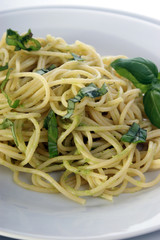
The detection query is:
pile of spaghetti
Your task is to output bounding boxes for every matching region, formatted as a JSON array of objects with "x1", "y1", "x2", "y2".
[{"x1": 0, "y1": 29, "x2": 160, "y2": 204}]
